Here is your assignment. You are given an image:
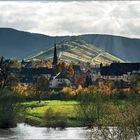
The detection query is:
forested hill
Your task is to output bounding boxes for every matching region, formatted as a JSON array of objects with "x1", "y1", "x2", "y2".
[{"x1": 0, "y1": 28, "x2": 140, "y2": 62}]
